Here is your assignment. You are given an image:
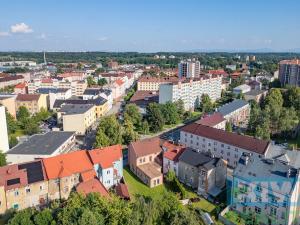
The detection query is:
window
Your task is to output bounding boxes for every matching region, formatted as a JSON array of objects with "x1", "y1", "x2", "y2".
[
  {"x1": 256, "y1": 196, "x2": 262, "y2": 202},
  {"x1": 256, "y1": 185, "x2": 262, "y2": 192},
  {"x1": 270, "y1": 207, "x2": 277, "y2": 216},
  {"x1": 221, "y1": 144, "x2": 224, "y2": 148},
  {"x1": 227, "y1": 152, "x2": 230, "y2": 156},
  {"x1": 40, "y1": 185, "x2": 43, "y2": 190},
  {"x1": 143, "y1": 158, "x2": 145, "y2": 162},
  {"x1": 214, "y1": 142, "x2": 217, "y2": 146},
  {"x1": 235, "y1": 148, "x2": 238, "y2": 152},
  {"x1": 14, "y1": 191, "x2": 19, "y2": 196},
  {"x1": 107, "y1": 170, "x2": 110, "y2": 174},
  {"x1": 157, "y1": 179, "x2": 160, "y2": 184},
  {"x1": 149, "y1": 156, "x2": 152, "y2": 161},
  {"x1": 202, "y1": 138, "x2": 205, "y2": 142},
  {"x1": 139, "y1": 158, "x2": 142, "y2": 163},
  {"x1": 255, "y1": 206, "x2": 261, "y2": 214},
  {"x1": 26, "y1": 188, "x2": 31, "y2": 194},
  {"x1": 208, "y1": 143, "x2": 211, "y2": 146},
  {"x1": 227, "y1": 146, "x2": 231, "y2": 149},
  {"x1": 13, "y1": 204, "x2": 19, "y2": 209}
]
